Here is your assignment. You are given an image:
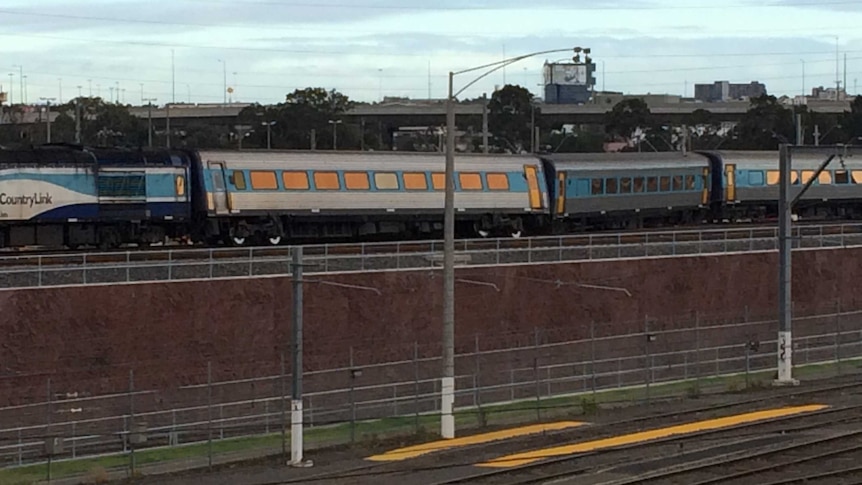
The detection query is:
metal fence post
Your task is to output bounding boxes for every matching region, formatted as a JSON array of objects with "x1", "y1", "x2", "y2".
[
  {"x1": 474, "y1": 335, "x2": 482, "y2": 422},
  {"x1": 280, "y1": 351, "x2": 286, "y2": 456},
  {"x1": 207, "y1": 361, "x2": 213, "y2": 470},
  {"x1": 534, "y1": 327, "x2": 541, "y2": 422},
  {"x1": 590, "y1": 321, "x2": 597, "y2": 396},
  {"x1": 413, "y1": 342, "x2": 420, "y2": 433},
  {"x1": 349, "y1": 346, "x2": 356, "y2": 443},
  {"x1": 836, "y1": 299, "x2": 842, "y2": 375},
  {"x1": 644, "y1": 316, "x2": 651, "y2": 405},
  {"x1": 695, "y1": 312, "x2": 701, "y2": 387},
  {"x1": 46, "y1": 378, "x2": 52, "y2": 482},
  {"x1": 128, "y1": 370, "x2": 135, "y2": 478},
  {"x1": 745, "y1": 343, "x2": 751, "y2": 389}
]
